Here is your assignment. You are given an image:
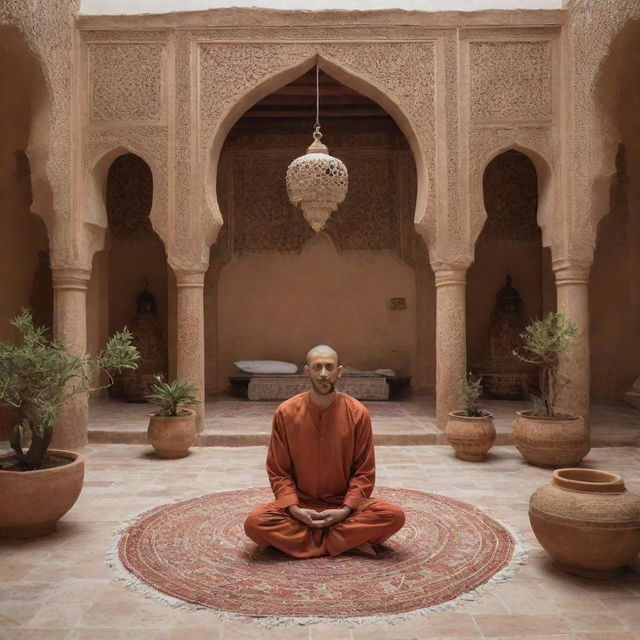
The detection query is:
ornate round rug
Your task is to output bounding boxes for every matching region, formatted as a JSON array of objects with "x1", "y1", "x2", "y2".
[{"x1": 117, "y1": 487, "x2": 518, "y2": 620}]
